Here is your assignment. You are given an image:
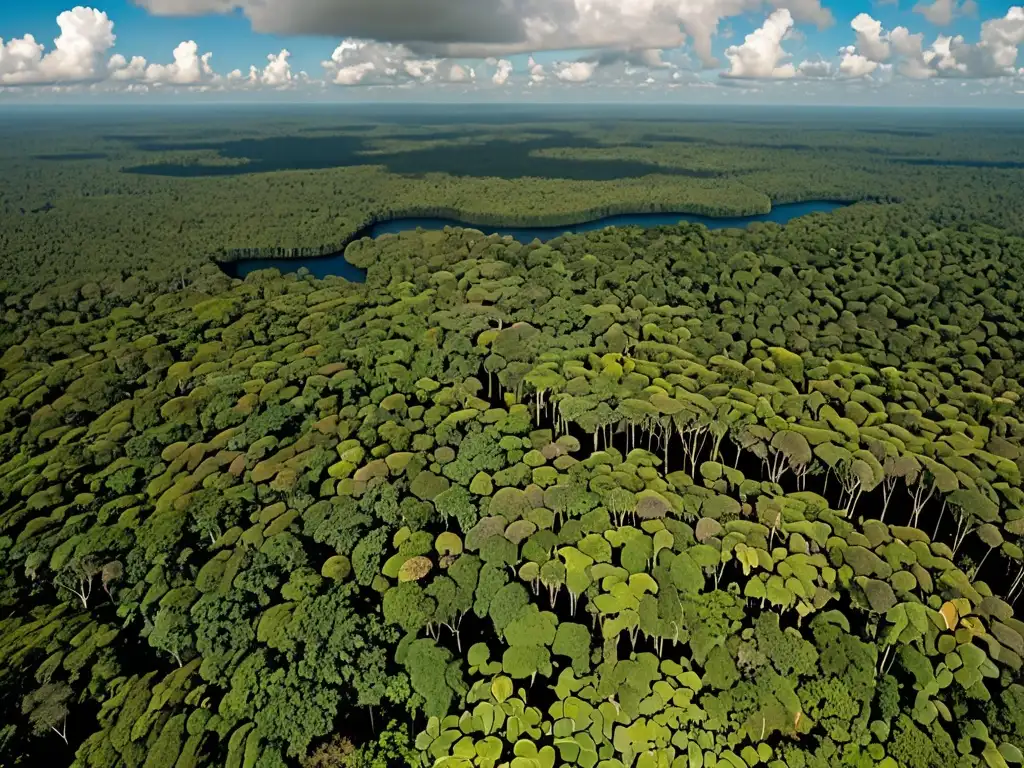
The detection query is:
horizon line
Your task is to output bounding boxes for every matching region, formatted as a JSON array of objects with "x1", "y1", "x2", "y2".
[{"x1": 2, "y1": 100, "x2": 1024, "y2": 111}]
